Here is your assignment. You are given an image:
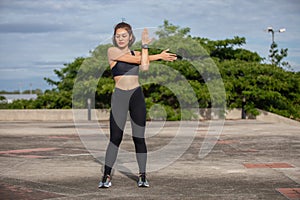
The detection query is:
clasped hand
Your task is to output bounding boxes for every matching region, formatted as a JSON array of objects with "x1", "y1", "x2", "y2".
[
  {"x1": 160, "y1": 49, "x2": 177, "y2": 61},
  {"x1": 142, "y1": 28, "x2": 177, "y2": 61}
]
